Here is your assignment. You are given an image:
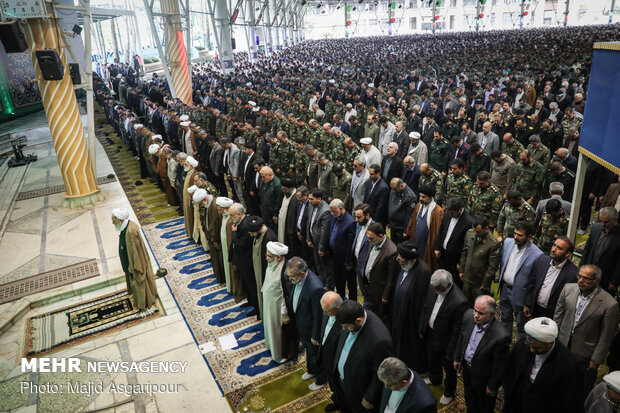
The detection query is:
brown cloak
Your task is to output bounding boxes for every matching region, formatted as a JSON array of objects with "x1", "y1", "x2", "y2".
[
  {"x1": 405, "y1": 203, "x2": 444, "y2": 272},
  {"x1": 125, "y1": 220, "x2": 158, "y2": 310},
  {"x1": 183, "y1": 169, "x2": 197, "y2": 238}
]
